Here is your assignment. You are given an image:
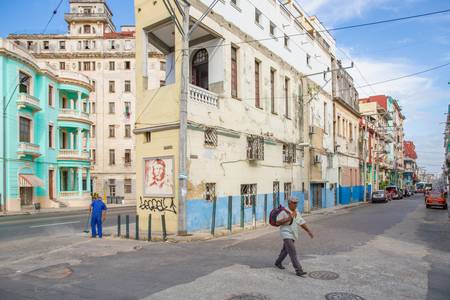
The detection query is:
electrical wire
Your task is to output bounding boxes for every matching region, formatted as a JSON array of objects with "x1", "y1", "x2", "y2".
[{"x1": 42, "y1": 0, "x2": 64, "y2": 34}]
